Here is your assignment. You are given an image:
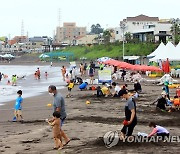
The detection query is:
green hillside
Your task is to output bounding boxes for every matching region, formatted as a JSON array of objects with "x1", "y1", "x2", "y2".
[{"x1": 61, "y1": 43, "x2": 158, "y2": 60}]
